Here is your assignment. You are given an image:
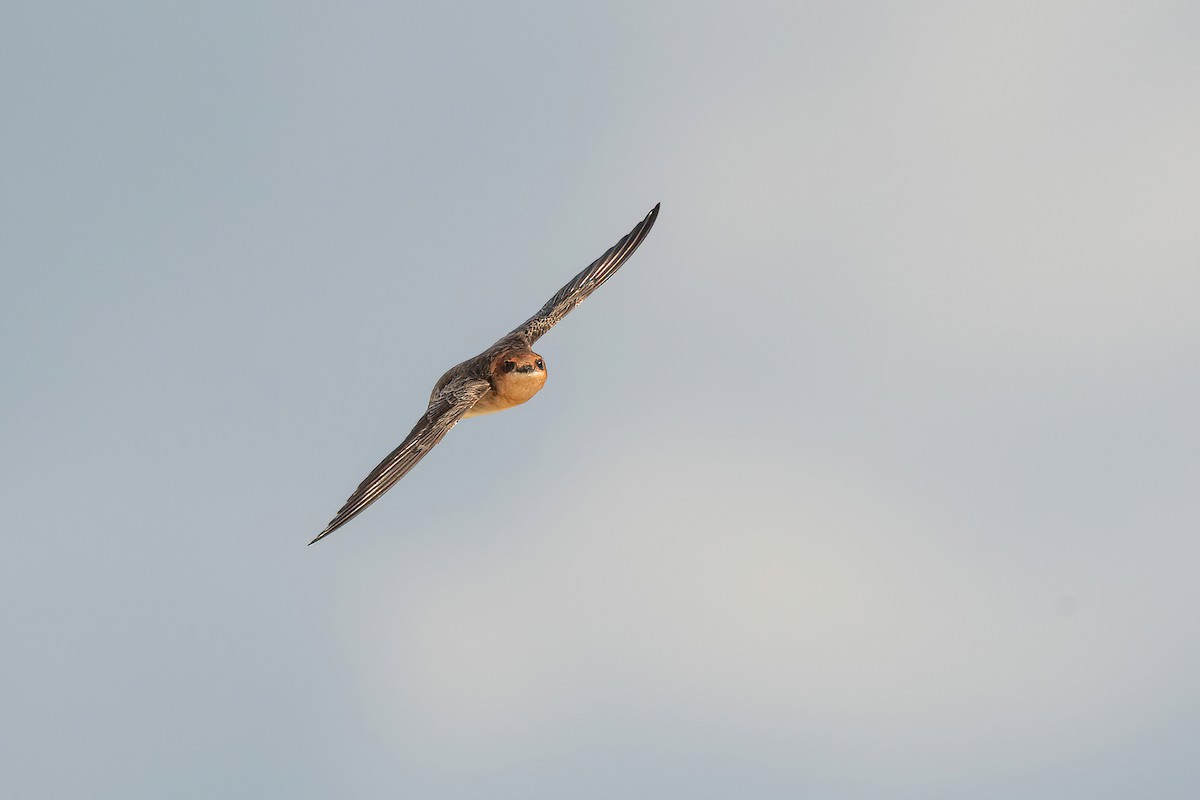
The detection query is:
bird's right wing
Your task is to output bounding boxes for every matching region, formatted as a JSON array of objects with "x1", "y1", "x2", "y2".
[{"x1": 310, "y1": 376, "x2": 491, "y2": 544}]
